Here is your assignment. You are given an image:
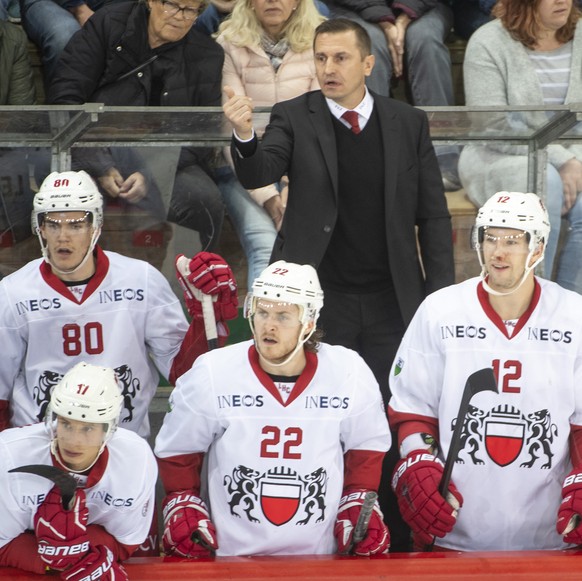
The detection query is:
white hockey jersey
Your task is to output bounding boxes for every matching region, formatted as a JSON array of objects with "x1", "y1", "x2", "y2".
[
  {"x1": 155, "y1": 340, "x2": 390, "y2": 556},
  {"x1": 0, "y1": 423, "x2": 157, "y2": 549},
  {"x1": 389, "y1": 277, "x2": 582, "y2": 551},
  {"x1": 0, "y1": 248, "x2": 188, "y2": 437}
]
